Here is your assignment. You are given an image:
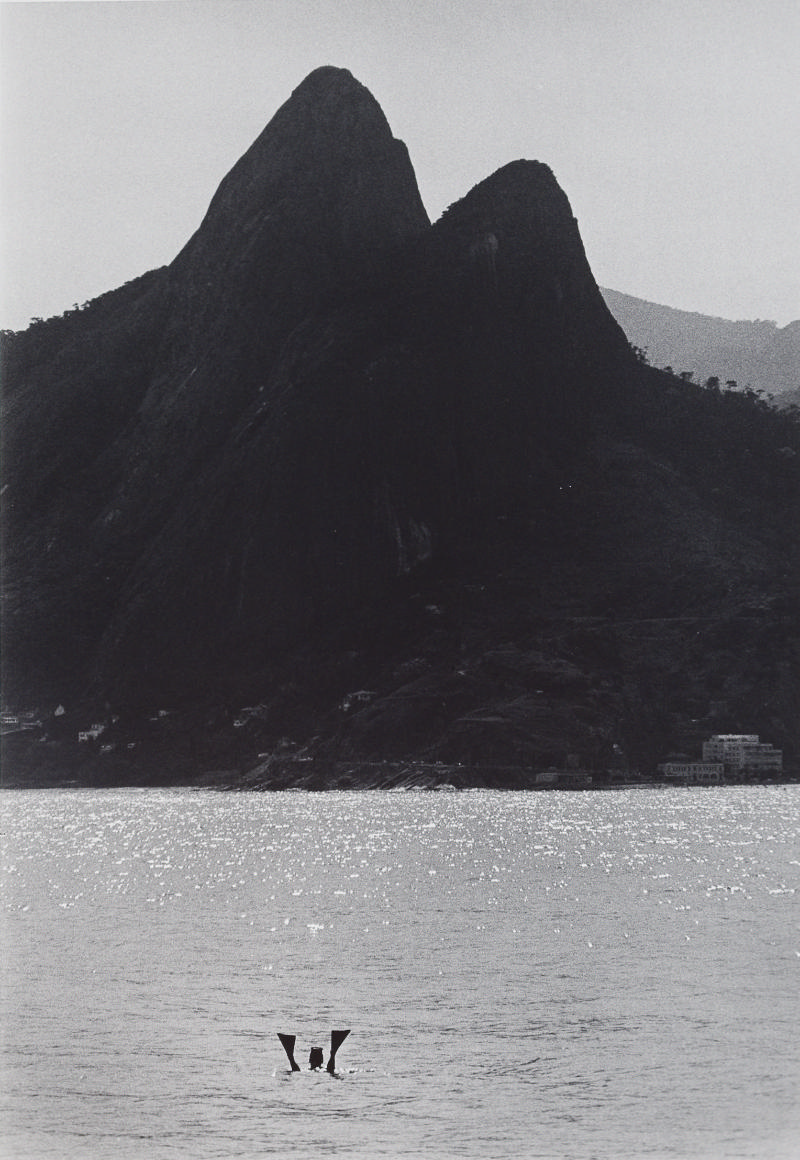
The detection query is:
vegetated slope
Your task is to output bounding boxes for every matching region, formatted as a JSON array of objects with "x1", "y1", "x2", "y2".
[
  {"x1": 2, "y1": 68, "x2": 798, "y2": 785},
  {"x1": 601, "y1": 287, "x2": 800, "y2": 406}
]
